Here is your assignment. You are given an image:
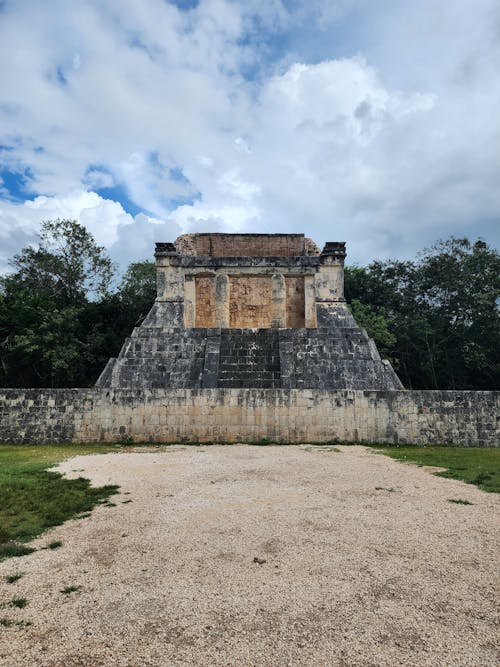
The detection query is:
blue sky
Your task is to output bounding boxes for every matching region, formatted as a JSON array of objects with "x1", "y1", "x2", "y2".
[{"x1": 0, "y1": 0, "x2": 499, "y2": 272}]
